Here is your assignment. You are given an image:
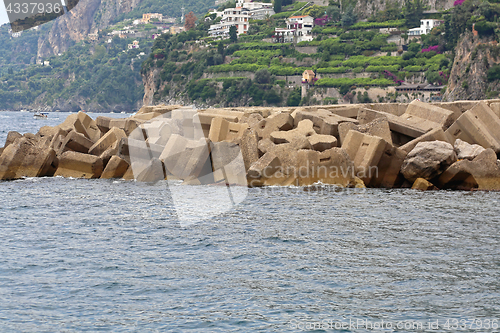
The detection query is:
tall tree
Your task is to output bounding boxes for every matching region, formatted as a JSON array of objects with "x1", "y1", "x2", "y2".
[
  {"x1": 274, "y1": 0, "x2": 282, "y2": 14},
  {"x1": 403, "y1": 0, "x2": 424, "y2": 28},
  {"x1": 229, "y1": 25, "x2": 238, "y2": 43},
  {"x1": 185, "y1": 11, "x2": 197, "y2": 30},
  {"x1": 341, "y1": 5, "x2": 357, "y2": 27}
]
